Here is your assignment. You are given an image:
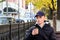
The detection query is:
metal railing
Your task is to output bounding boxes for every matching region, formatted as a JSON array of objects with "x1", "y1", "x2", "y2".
[{"x1": 0, "y1": 20, "x2": 35, "y2": 40}]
